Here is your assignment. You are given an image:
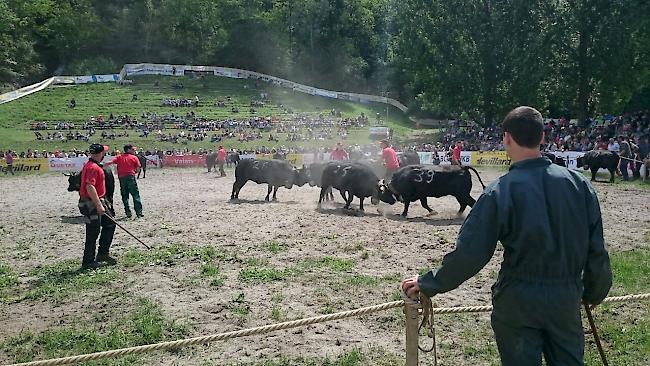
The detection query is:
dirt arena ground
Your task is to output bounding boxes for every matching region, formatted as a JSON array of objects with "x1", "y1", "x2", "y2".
[{"x1": 0, "y1": 167, "x2": 648, "y2": 365}]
